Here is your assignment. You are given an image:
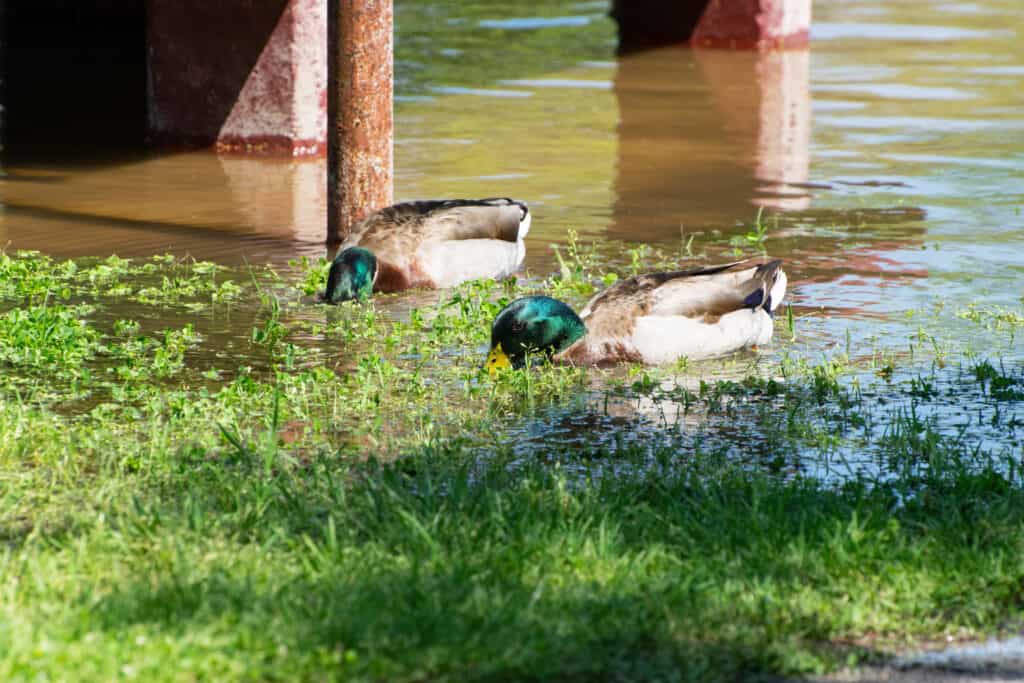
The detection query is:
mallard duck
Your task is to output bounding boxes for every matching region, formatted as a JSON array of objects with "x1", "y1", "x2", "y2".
[
  {"x1": 324, "y1": 198, "x2": 531, "y2": 303},
  {"x1": 485, "y1": 258, "x2": 787, "y2": 371}
]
